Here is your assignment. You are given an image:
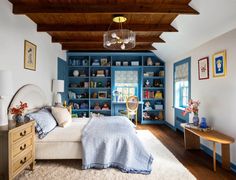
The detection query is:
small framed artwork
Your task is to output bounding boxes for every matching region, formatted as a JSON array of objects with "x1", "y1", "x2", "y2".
[
  {"x1": 100, "y1": 58, "x2": 108, "y2": 66},
  {"x1": 24, "y1": 40, "x2": 37, "y2": 71},
  {"x1": 98, "y1": 91, "x2": 107, "y2": 99},
  {"x1": 212, "y1": 50, "x2": 227, "y2": 78},
  {"x1": 198, "y1": 57, "x2": 209, "y2": 80}
]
